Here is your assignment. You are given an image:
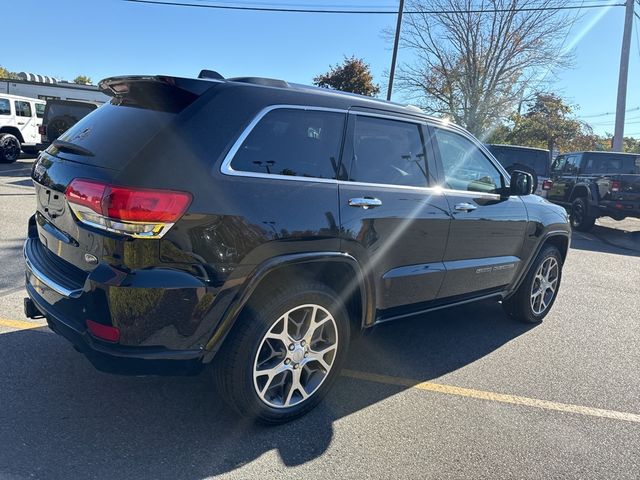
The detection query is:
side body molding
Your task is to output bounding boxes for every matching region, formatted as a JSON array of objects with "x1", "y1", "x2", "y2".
[{"x1": 203, "y1": 252, "x2": 374, "y2": 361}]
